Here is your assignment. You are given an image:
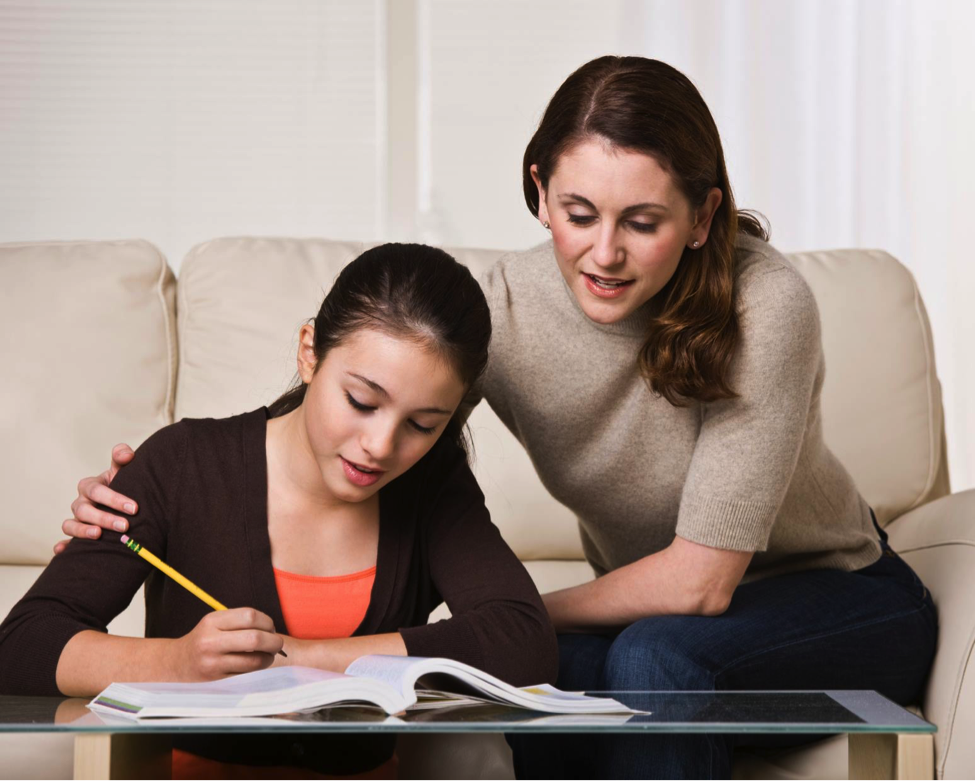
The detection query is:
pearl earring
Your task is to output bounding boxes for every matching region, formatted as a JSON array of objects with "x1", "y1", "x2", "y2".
[
  {"x1": 692, "y1": 240, "x2": 700, "y2": 248},
  {"x1": 543, "y1": 221, "x2": 551, "y2": 230}
]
